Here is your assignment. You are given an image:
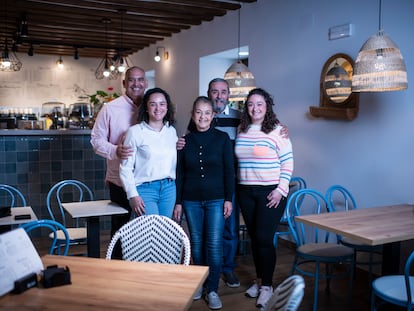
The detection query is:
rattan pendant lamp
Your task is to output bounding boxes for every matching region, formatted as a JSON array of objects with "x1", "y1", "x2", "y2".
[
  {"x1": 352, "y1": 0, "x2": 408, "y2": 92},
  {"x1": 224, "y1": 5, "x2": 256, "y2": 102}
]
